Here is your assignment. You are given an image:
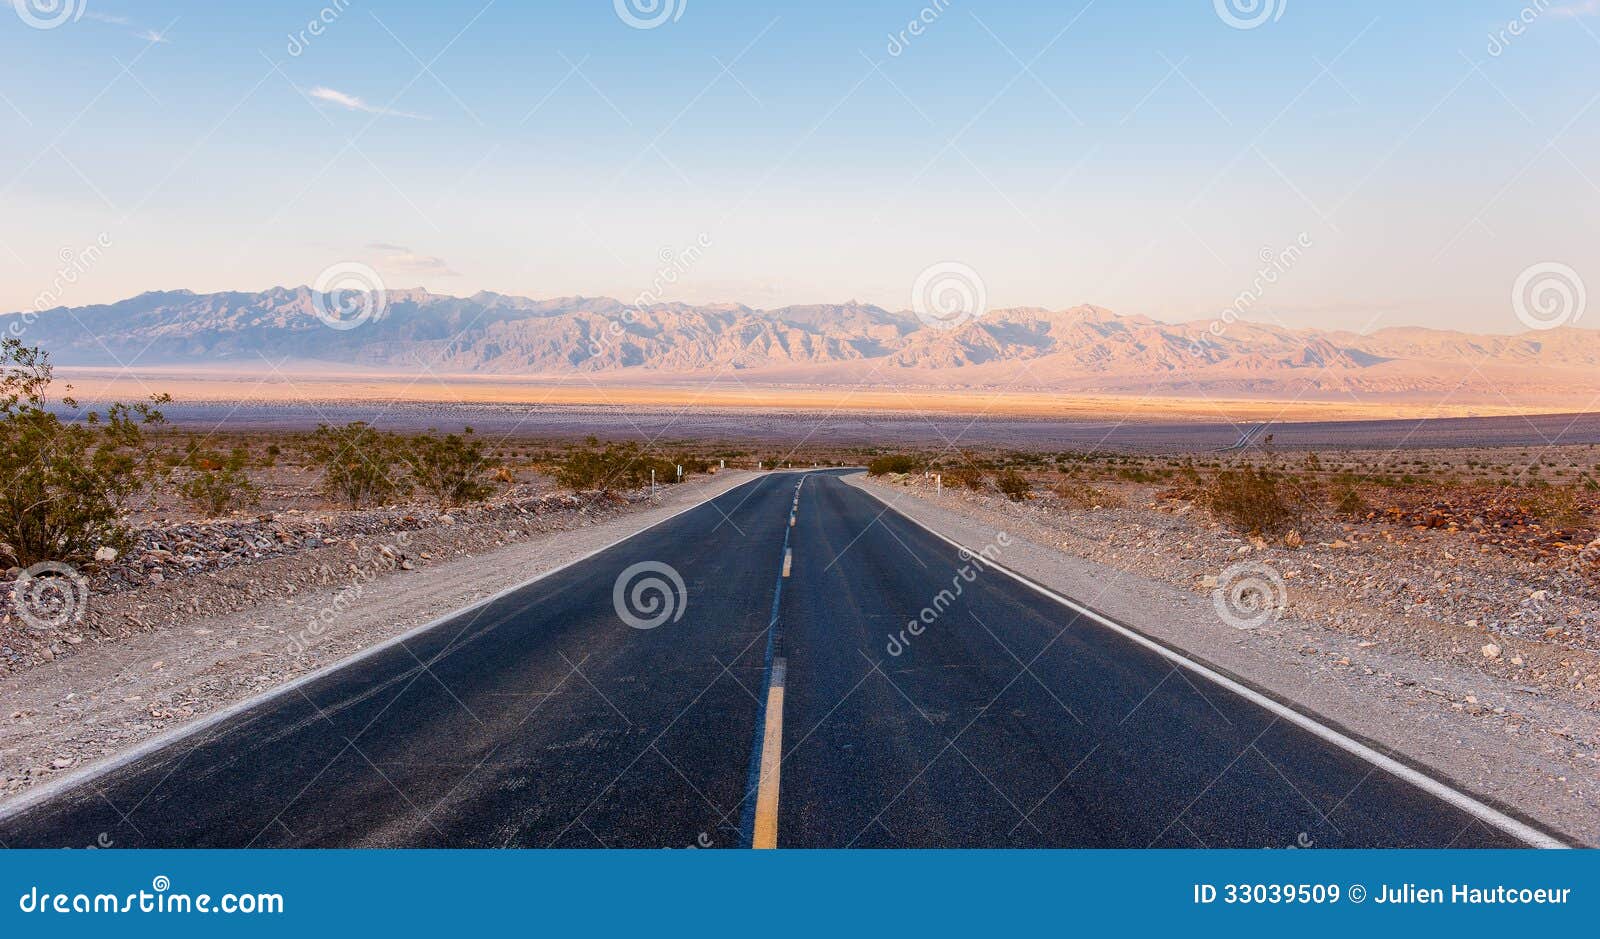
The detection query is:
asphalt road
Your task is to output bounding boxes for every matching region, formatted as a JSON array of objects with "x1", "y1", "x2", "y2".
[{"x1": 0, "y1": 472, "x2": 1555, "y2": 848}]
